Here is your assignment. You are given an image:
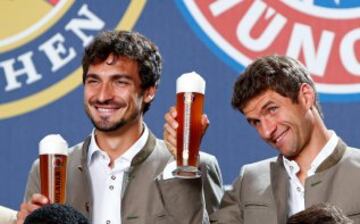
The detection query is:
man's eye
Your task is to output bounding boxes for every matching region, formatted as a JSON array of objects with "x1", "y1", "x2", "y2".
[
  {"x1": 116, "y1": 80, "x2": 129, "y2": 85},
  {"x1": 86, "y1": 79, "x2": 98, "y2": 84},
  {"x1": 250, "y1": 120, "x2": 260, "y2": 127},
  {"x1": 269, "y1": 106, "x2": 278, "y2": 113}
]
